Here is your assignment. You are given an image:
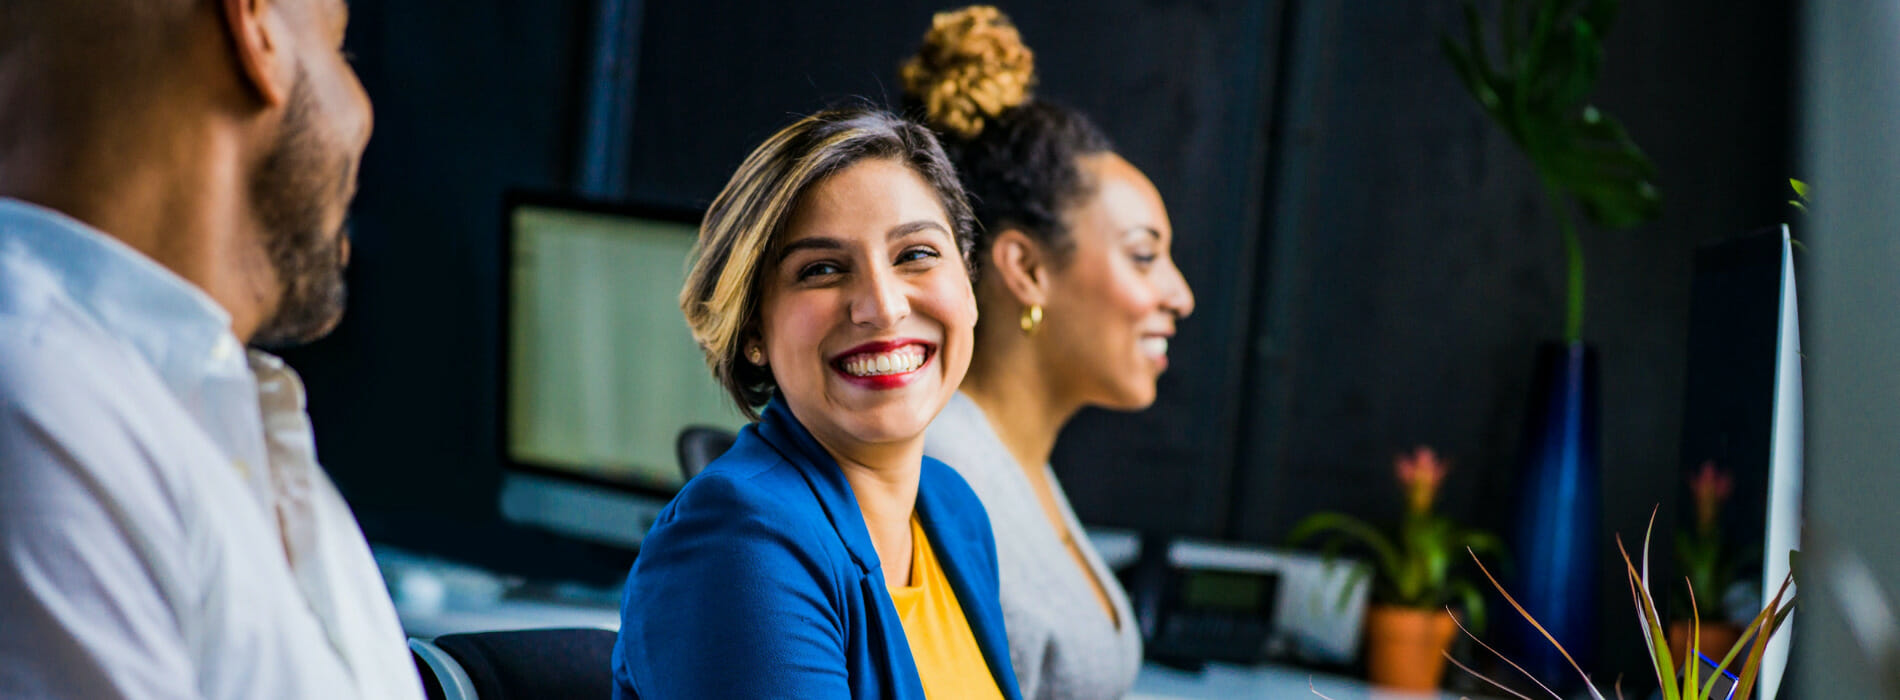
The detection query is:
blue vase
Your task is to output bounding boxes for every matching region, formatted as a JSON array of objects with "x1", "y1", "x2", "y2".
[{"x1": 1505, "y1": 341, "x2": 1601, "y2": 687}]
